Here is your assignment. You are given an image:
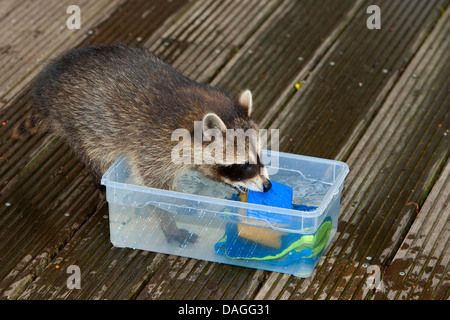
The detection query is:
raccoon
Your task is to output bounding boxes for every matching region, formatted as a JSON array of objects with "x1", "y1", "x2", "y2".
[{"x1": 15, "y1": 43, "x2": 272, "y2": 243}]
